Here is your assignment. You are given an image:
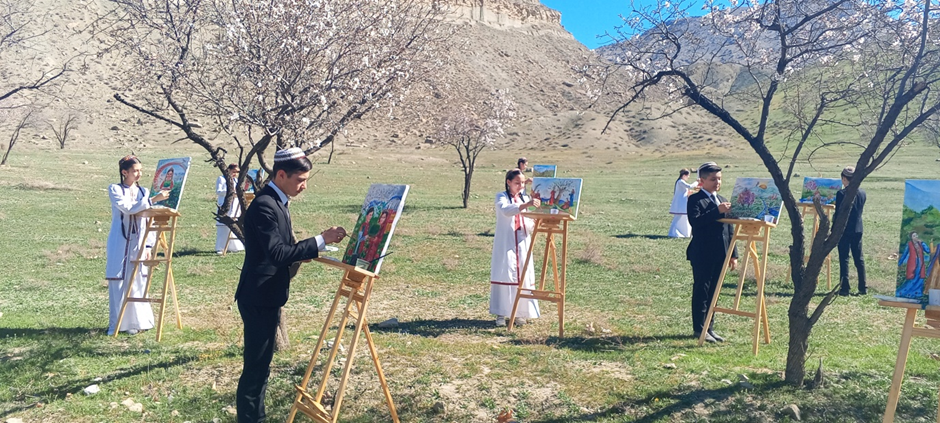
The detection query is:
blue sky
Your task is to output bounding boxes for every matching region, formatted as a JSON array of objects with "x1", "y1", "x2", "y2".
[
  {"x1": 539, "y1": 1, "x2": 634, "y2": 49},
  {"x1": 540, "y1": 0, "x2": 713, "y2": 49}
]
